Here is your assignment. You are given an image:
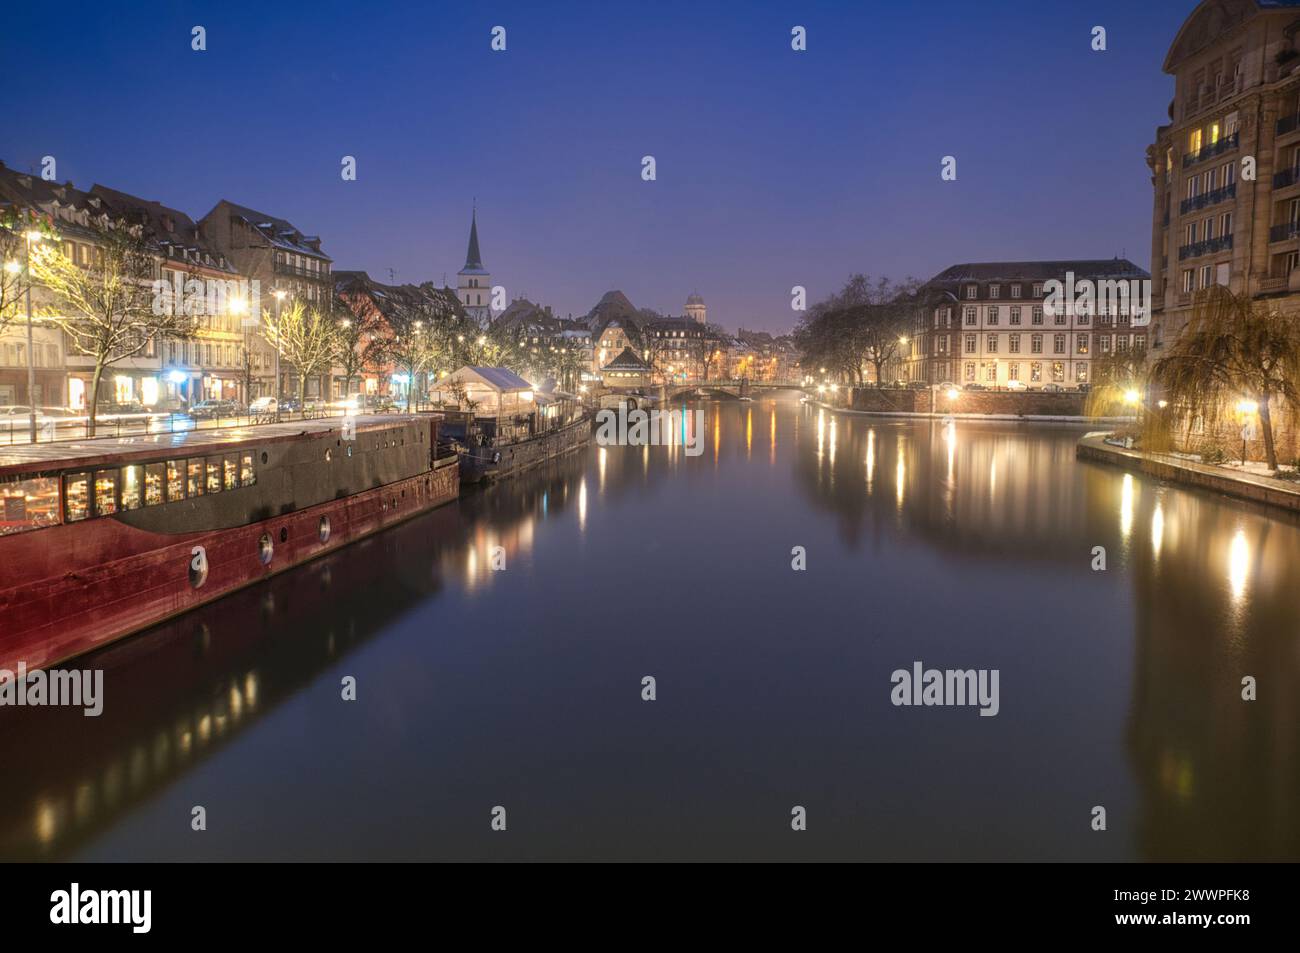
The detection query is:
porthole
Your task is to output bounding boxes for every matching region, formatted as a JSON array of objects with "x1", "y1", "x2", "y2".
[
  {"x1": 319, "y1": 515, "x2": 331, "y2": 543},
  {"x1": 280, "y1": 526, "x2": 288, "y2": 543},
  {"x1": 347, "y1": 445, "x2": 353, "y2": 457},
  {"x1": 261, "y1": 452, "x2": 268, "y2": 465},
  {"x1": 325, "y1": 449, "x2": 332, "y2": 462},
  {"x1": 258, "y1": 533, "x2": 274, "y2": 565}
]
